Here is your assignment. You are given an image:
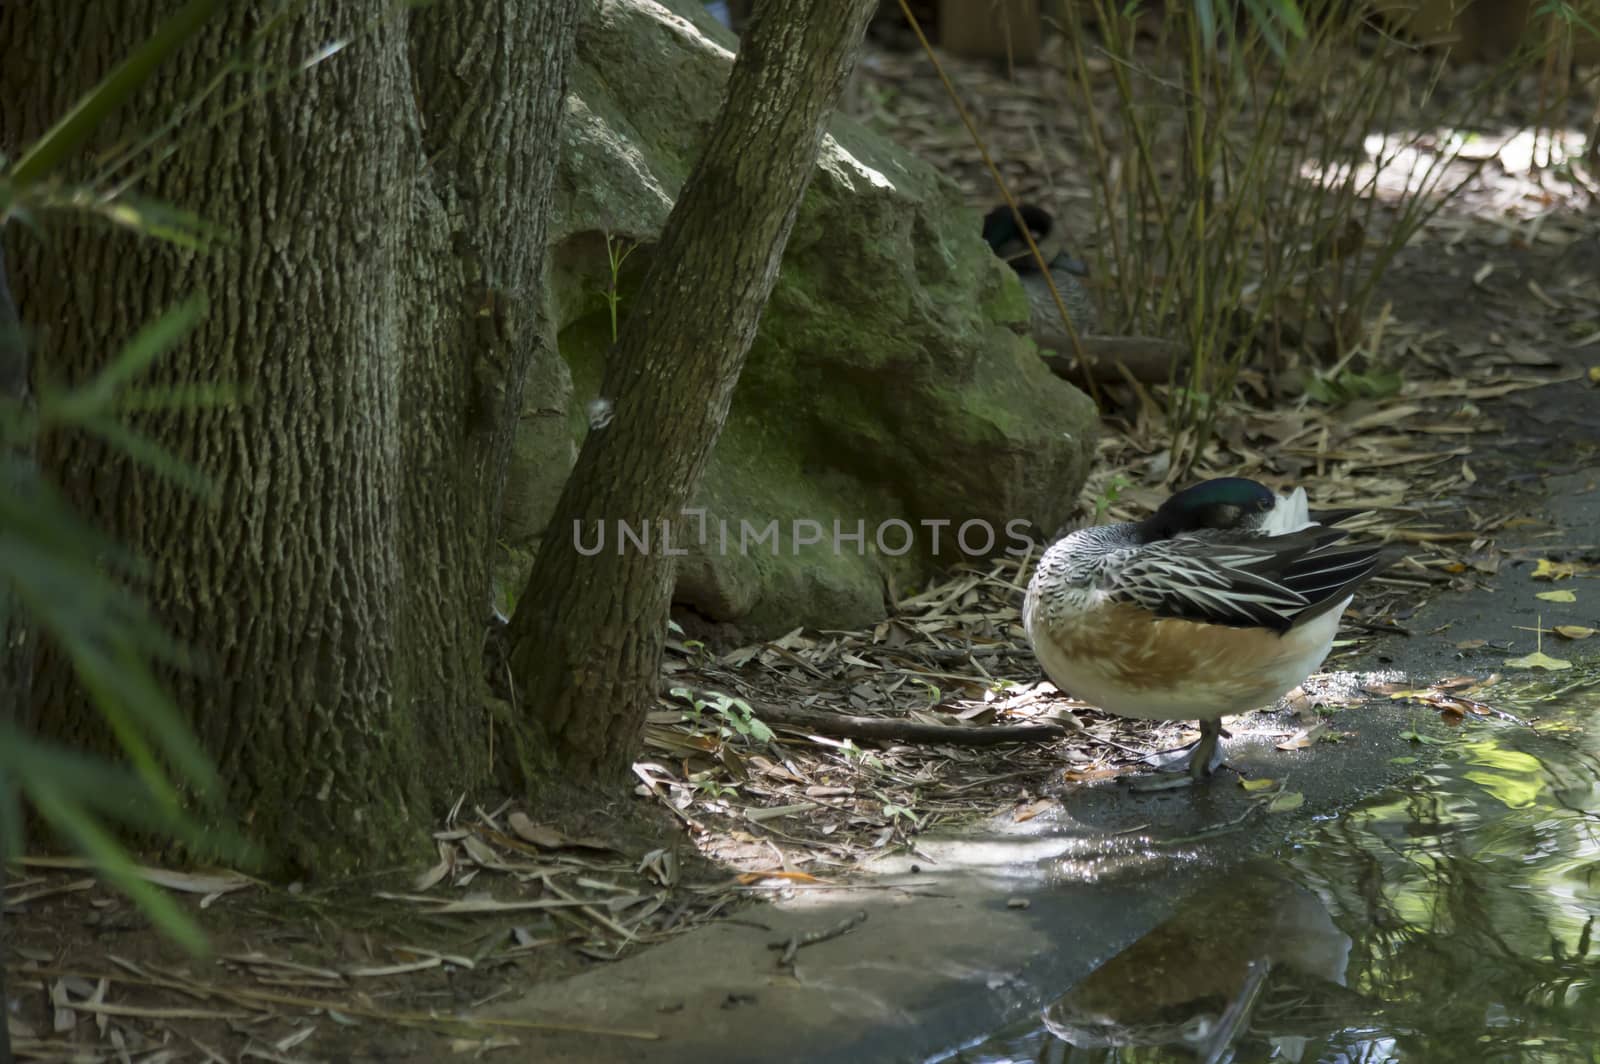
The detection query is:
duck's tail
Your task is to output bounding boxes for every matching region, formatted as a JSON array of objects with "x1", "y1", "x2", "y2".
[{"x1": 1262, "y1": 485, "x2": 1314, "y2": 536}]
